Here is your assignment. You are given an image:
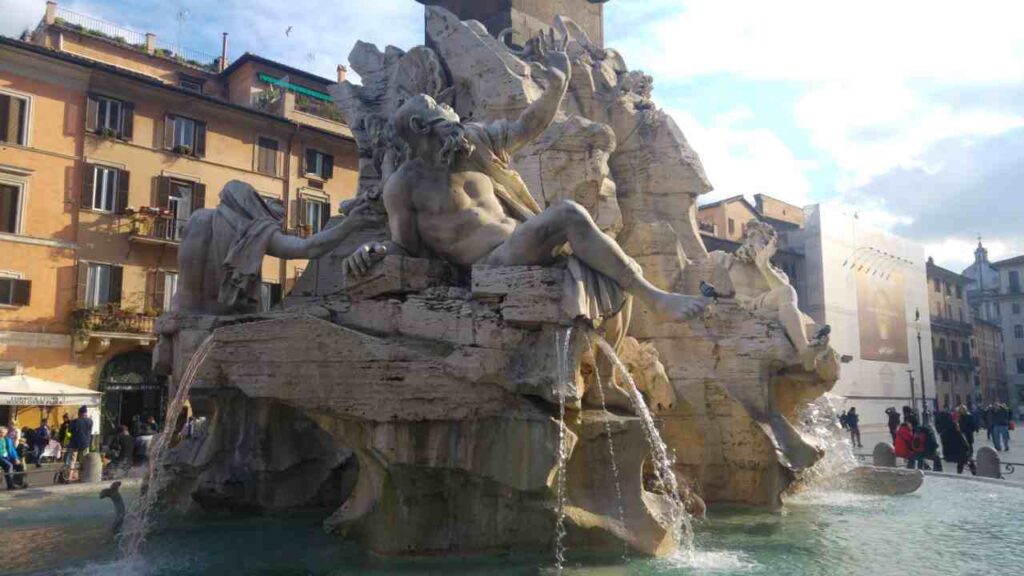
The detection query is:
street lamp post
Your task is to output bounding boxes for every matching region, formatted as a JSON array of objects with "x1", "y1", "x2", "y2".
[
  {"x1": 907, "y1": 369, "x2": 916, "y2": 416},
  {"x1": 915, "y1": 309, "x2": 929, "y2": 424}
]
